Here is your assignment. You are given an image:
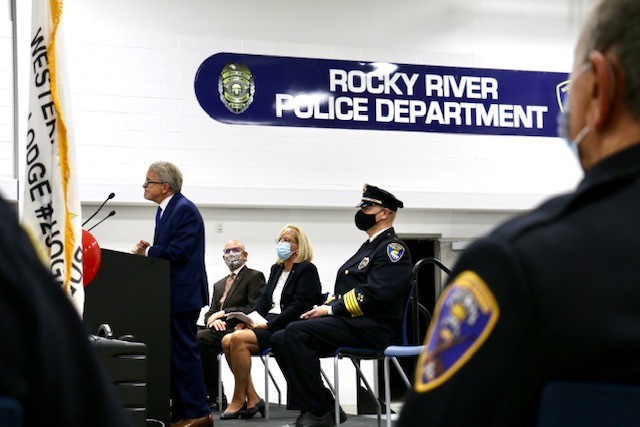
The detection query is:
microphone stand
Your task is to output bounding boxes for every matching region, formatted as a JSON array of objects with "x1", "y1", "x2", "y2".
[
  {"x1": 88, "y1": 210, "x2": 116, "y2": 232},
  {"x1": 83, "y1": 193, "x2": 115, "y2": 227}
]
